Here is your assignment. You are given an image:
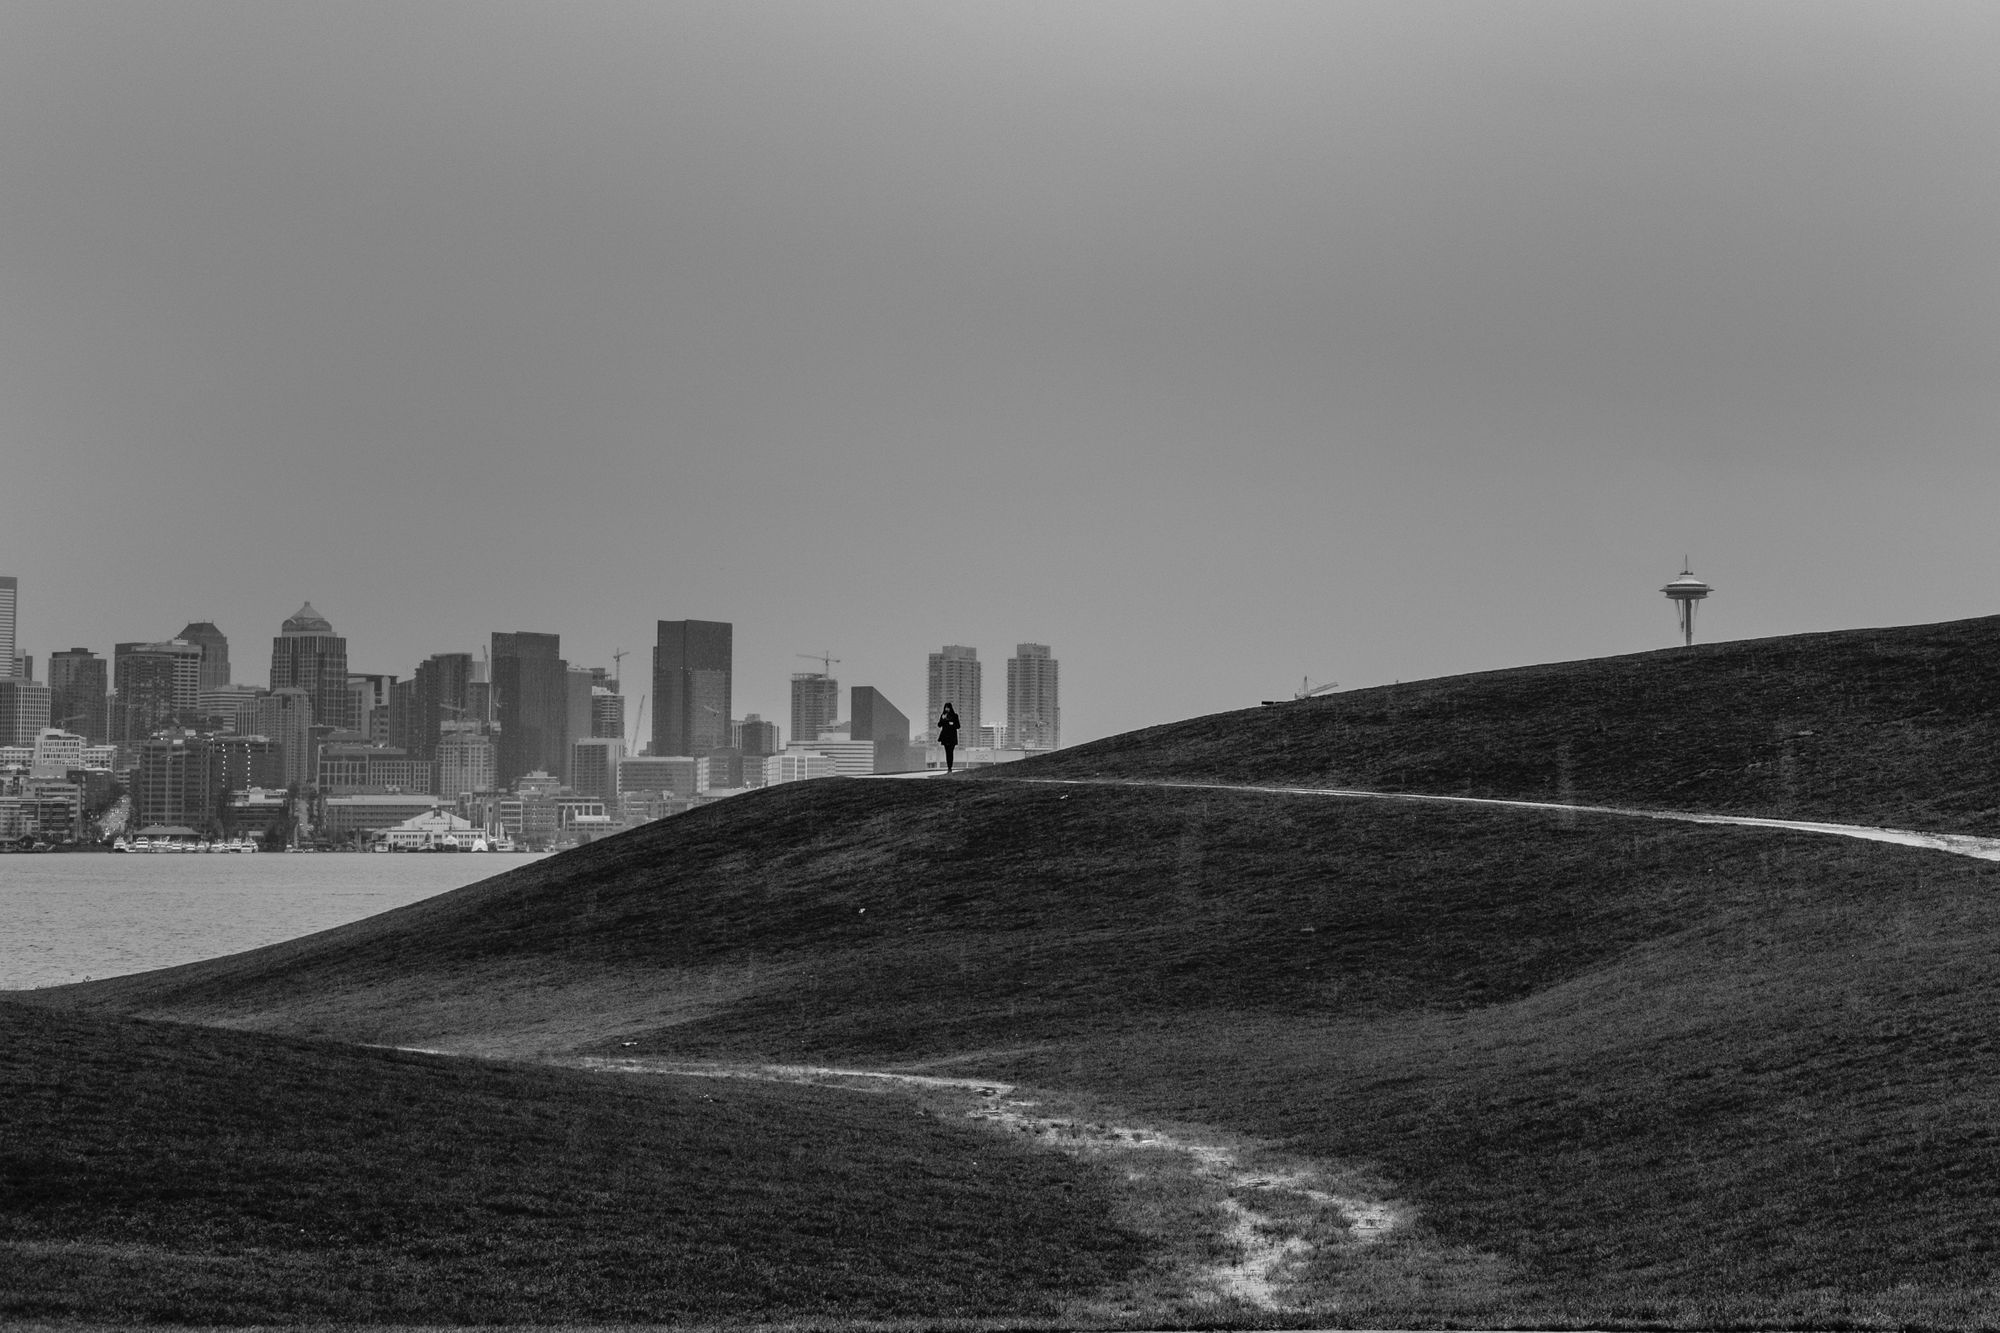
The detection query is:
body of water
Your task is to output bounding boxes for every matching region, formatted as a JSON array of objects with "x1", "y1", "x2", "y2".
[{"x1": 0, "y1": 852, "x2": 548, "y2": 991}]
